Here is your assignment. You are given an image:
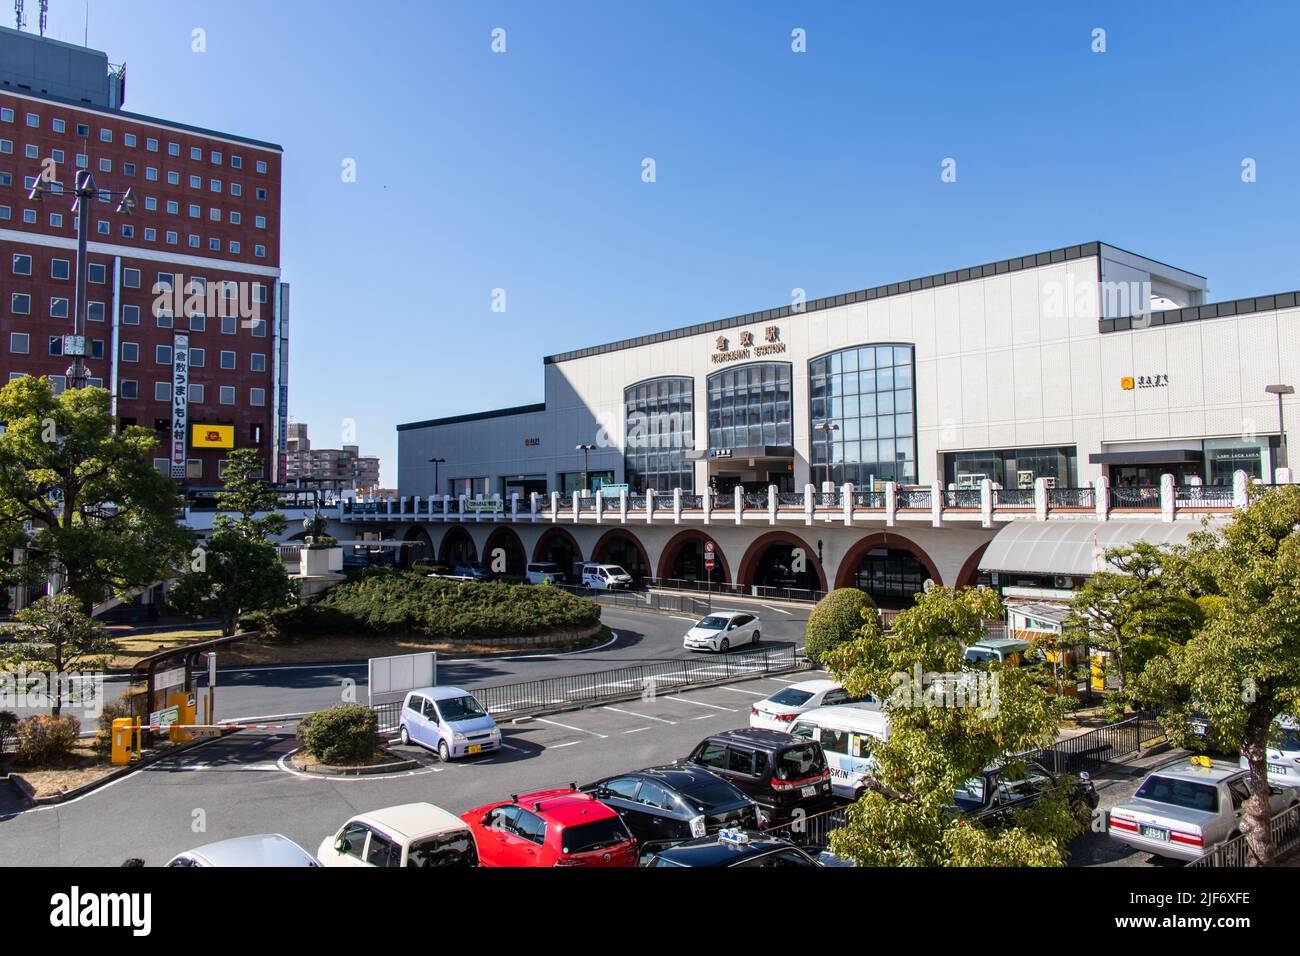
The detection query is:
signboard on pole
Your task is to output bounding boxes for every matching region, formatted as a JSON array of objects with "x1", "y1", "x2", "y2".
[
  {"x1": 704, "y1": 539, "x2": 716, "y2": 572},
  {"x1": 368, "y1": 651, "x2": 437, "y2": 706},
  {"x1": 155, "y1": 666, "x2": 186, "y2": 690},
  {"x1": 149, "y1": 706, "x2": 179, "y2": 729},
  {"x1": 170, "y1": 333, "x2": 190, "y2": 479}
]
